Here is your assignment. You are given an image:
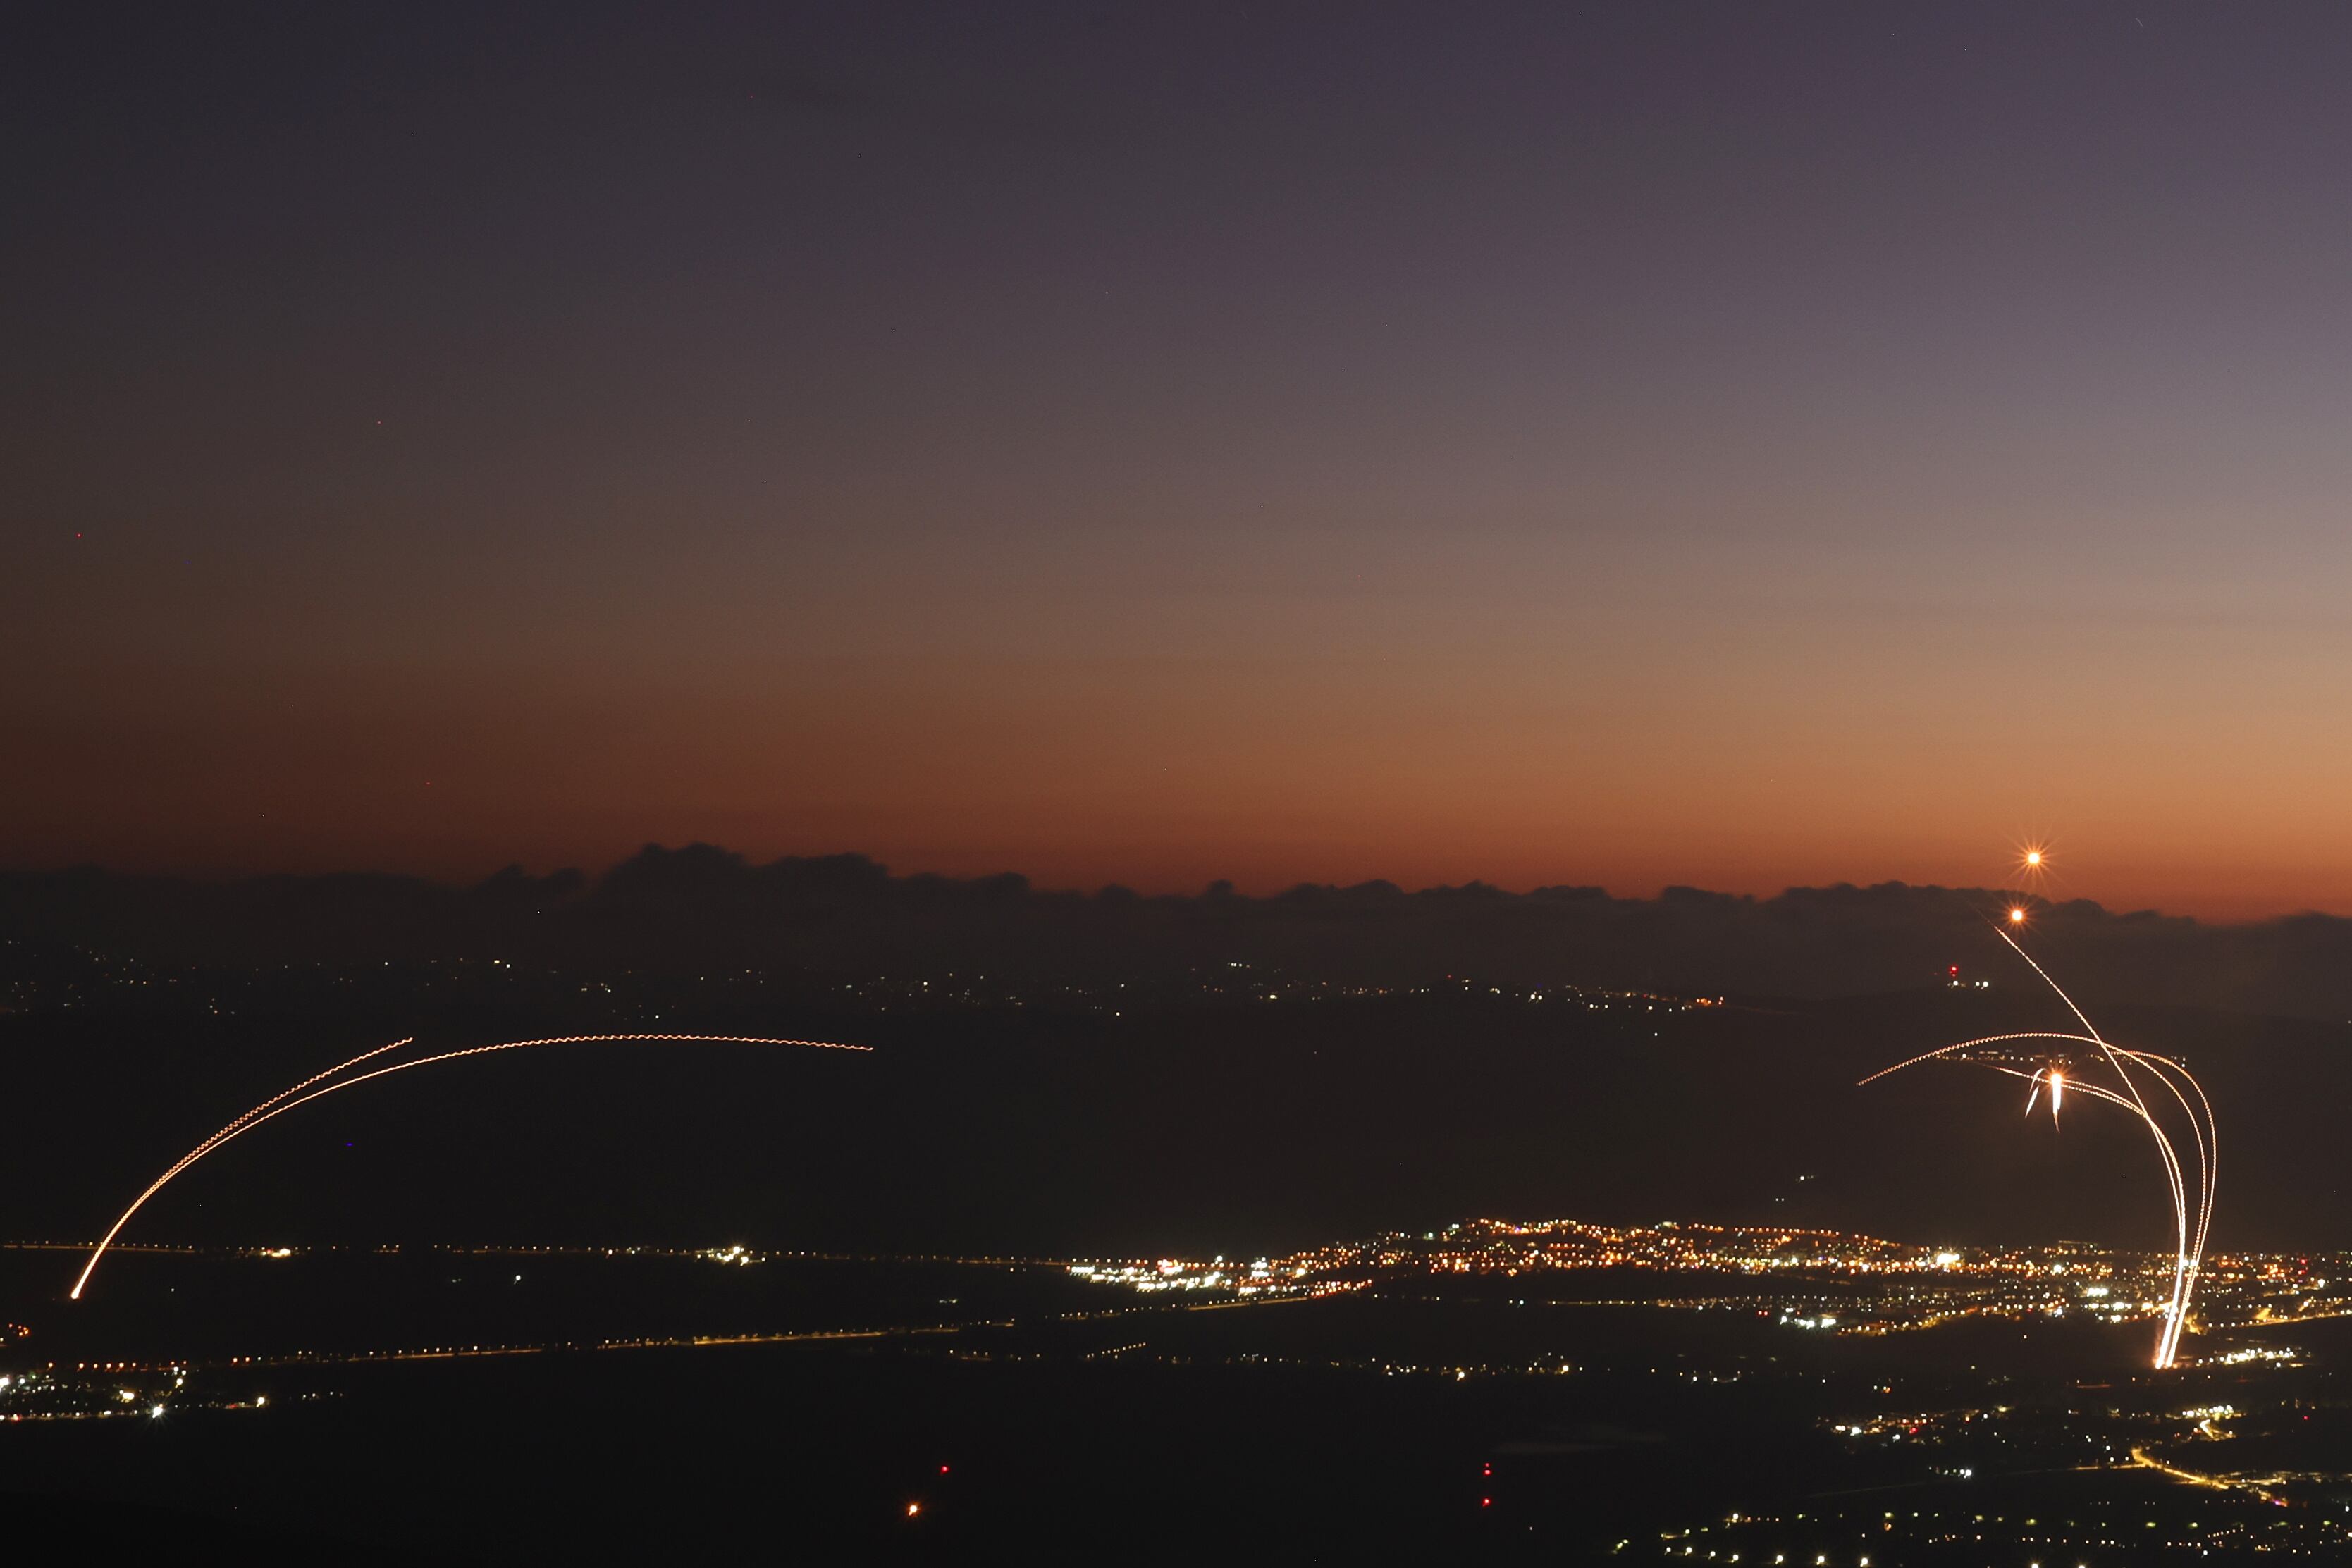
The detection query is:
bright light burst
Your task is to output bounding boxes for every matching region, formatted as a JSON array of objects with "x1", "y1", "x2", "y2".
[
  {"x1": 2013, "y1": 837, "x2": 2055, "y2": 882},
  {"x1": 69, "y1": 1032, "x2": 869, "y2": 1301},
  {"x1": 2012, "y1": 839, "x2": 2059, "y2": 899},
  {"x1": 1861, "y1": 919, "x2": 2216, "y2": 1370}
]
